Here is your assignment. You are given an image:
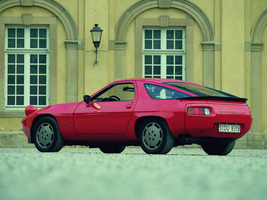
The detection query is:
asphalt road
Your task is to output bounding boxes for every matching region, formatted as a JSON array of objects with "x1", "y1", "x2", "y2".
[{"x1": 0, "y1": 147, "x2": 267, "y2": 200}]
